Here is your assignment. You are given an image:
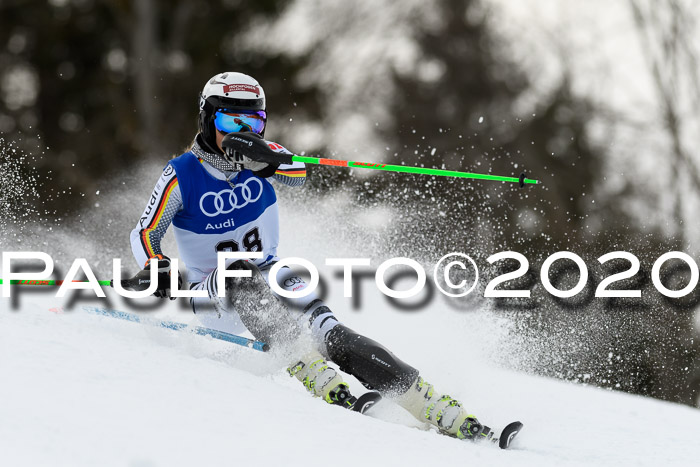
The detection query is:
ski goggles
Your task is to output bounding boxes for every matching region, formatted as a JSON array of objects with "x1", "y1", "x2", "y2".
[{"x1": 214, "y1": 110, "x2": 267, "y2": 135}]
